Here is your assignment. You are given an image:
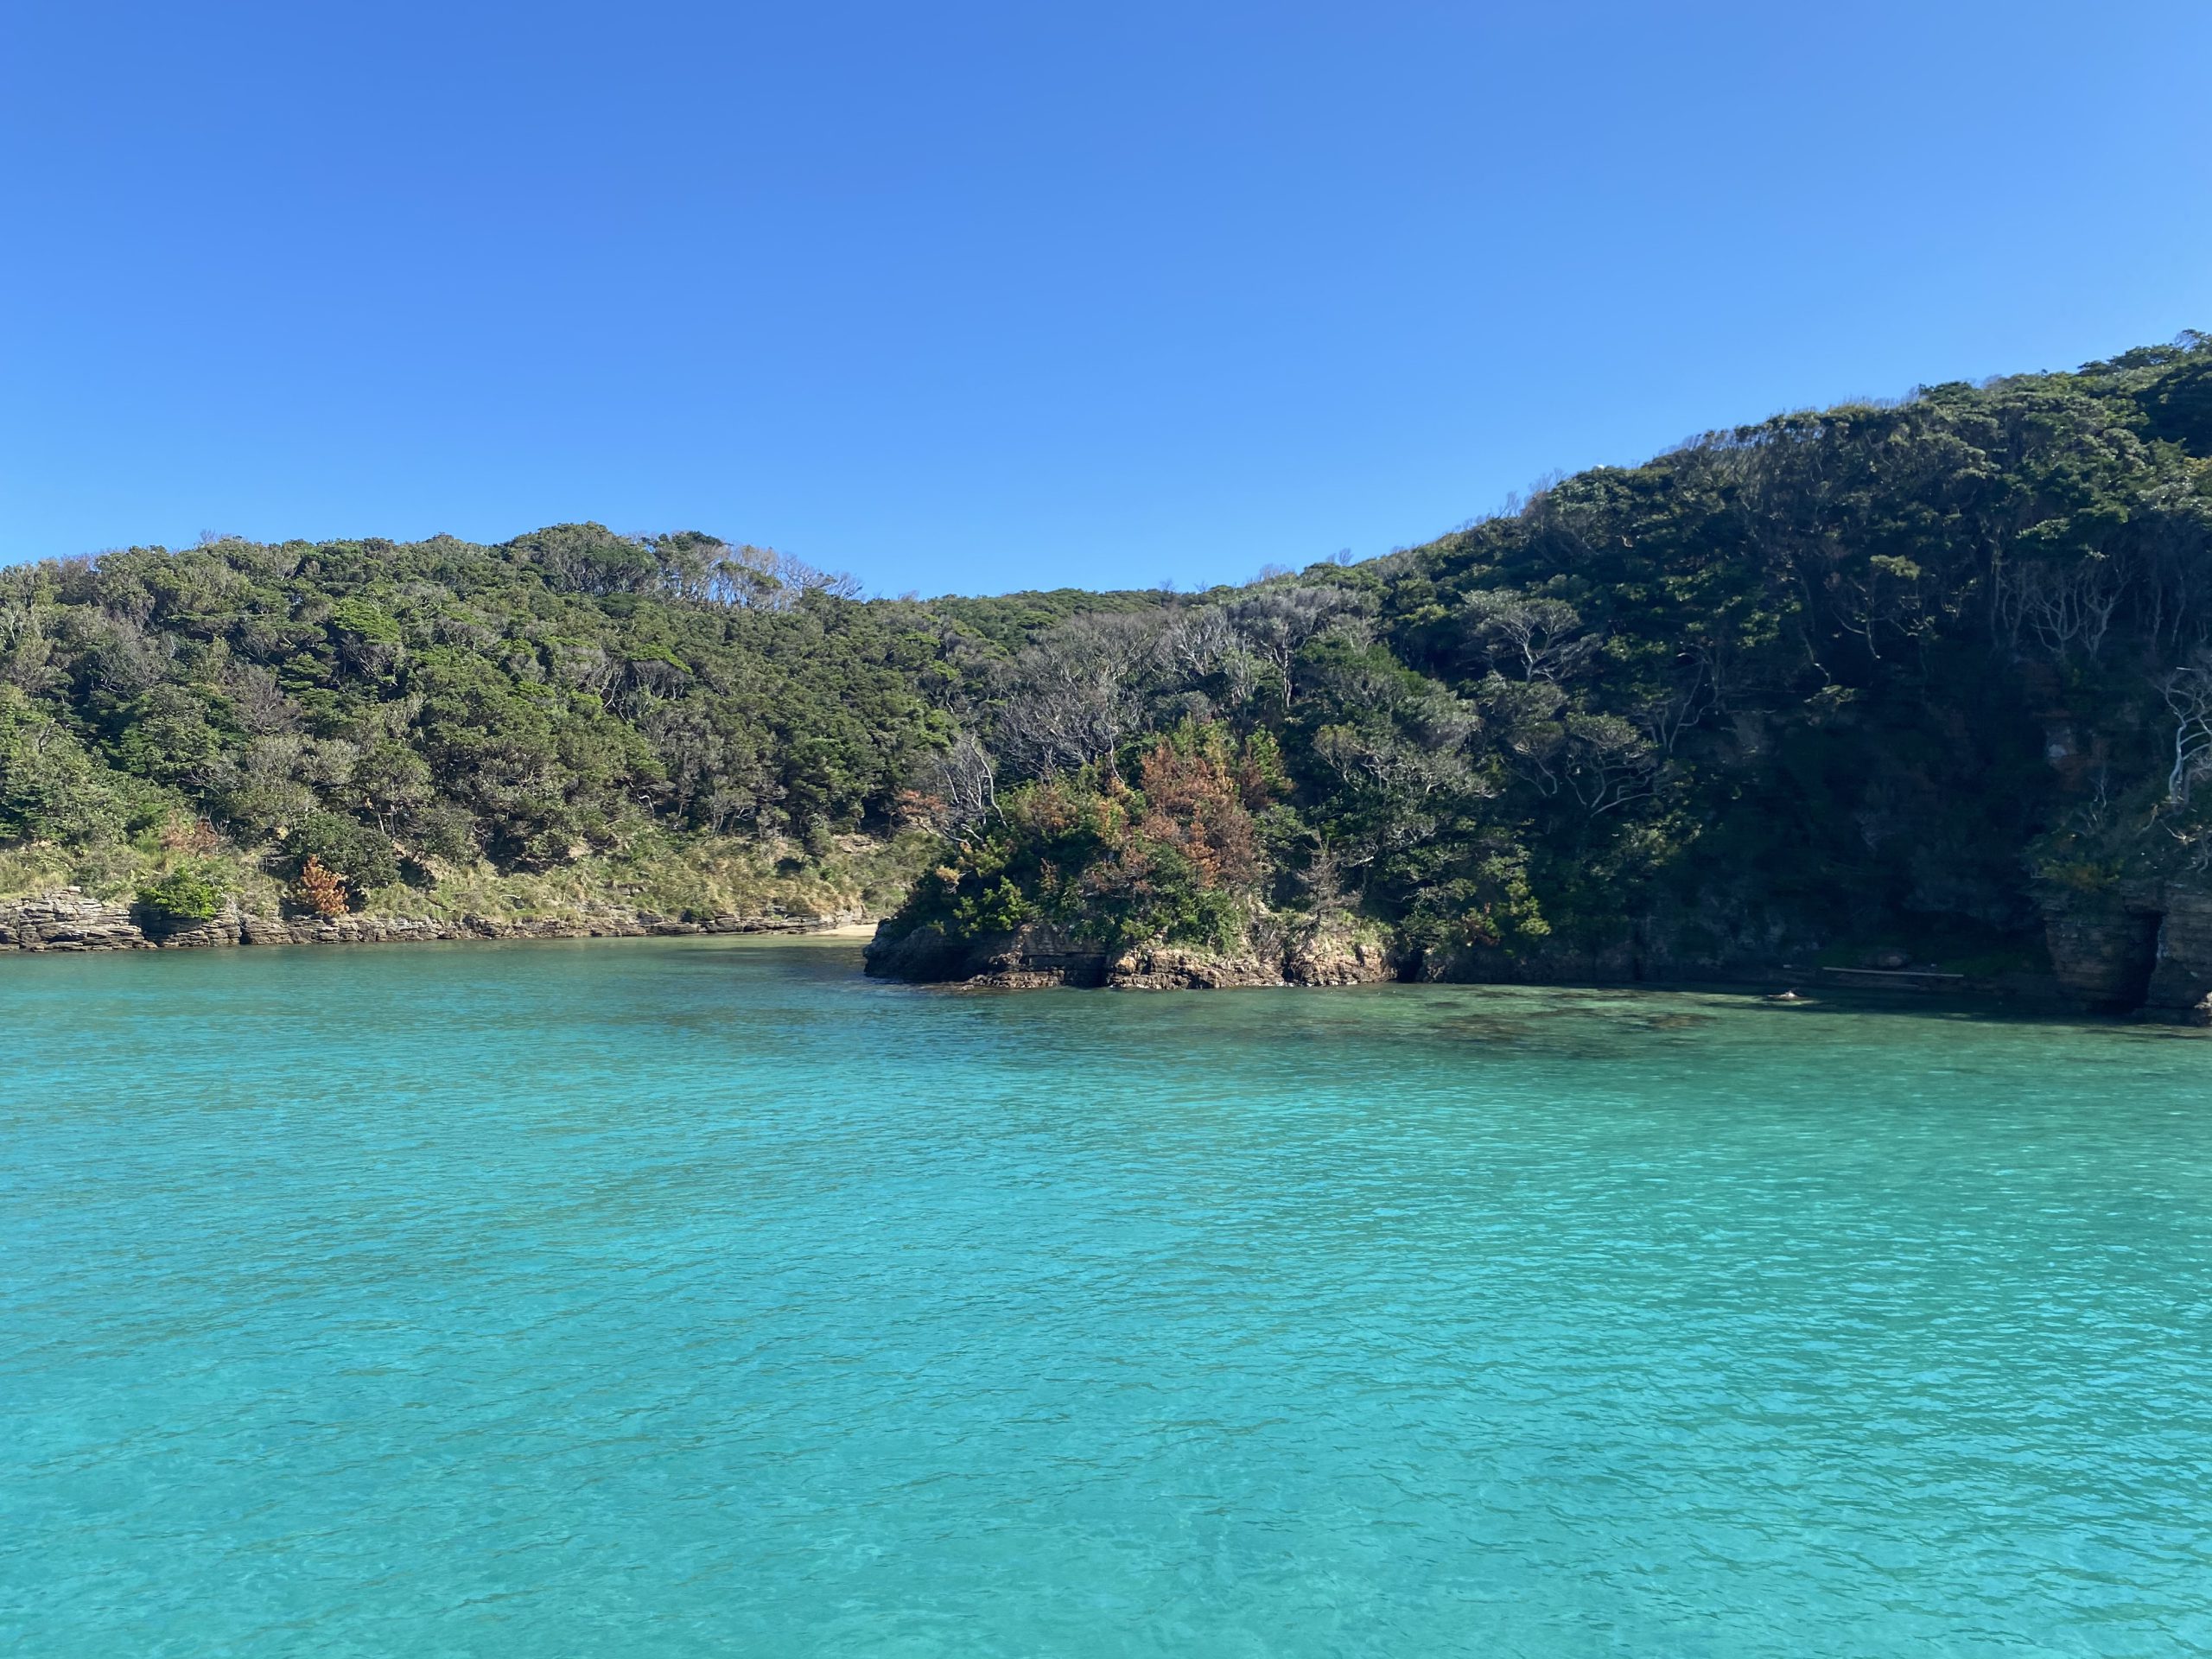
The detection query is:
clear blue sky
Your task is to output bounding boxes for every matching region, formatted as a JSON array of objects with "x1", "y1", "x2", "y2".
[{"x1": 3, "y1": 3, "x2": 2208, "y2": 595}]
